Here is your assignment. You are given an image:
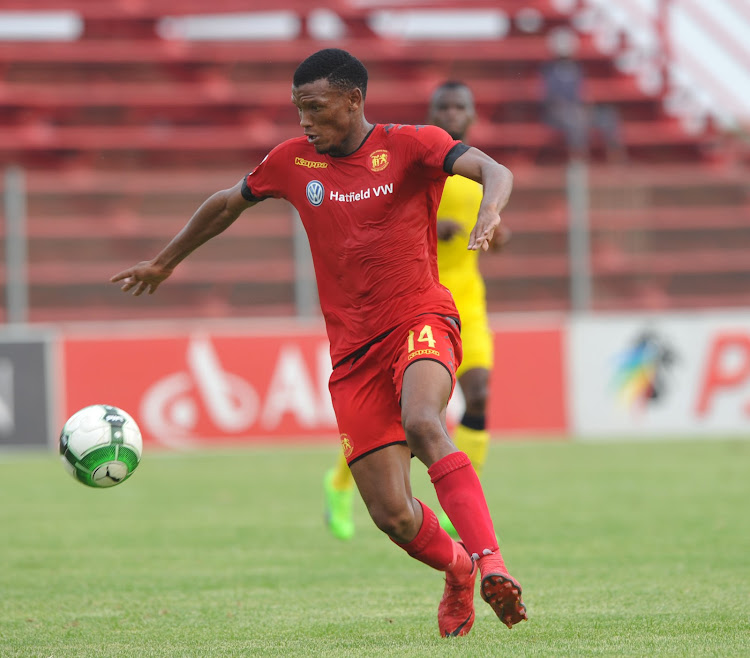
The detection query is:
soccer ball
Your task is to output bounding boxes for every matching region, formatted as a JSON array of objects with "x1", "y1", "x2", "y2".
[{"x1": 59, "y1": 404, "x2": 143, "y2": 488}]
